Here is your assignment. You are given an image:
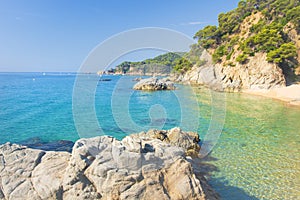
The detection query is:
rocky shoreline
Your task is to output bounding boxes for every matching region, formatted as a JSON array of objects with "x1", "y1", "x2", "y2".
[
  {"x1": 170, "y1": 50, "x2": 286, "y2": 92},
  {"x1": 0, "y1": 128, "x2": 219, "y2": 200},
  {"x1": 167, "y1": 49, "x2": 300, "y2": 106}
]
